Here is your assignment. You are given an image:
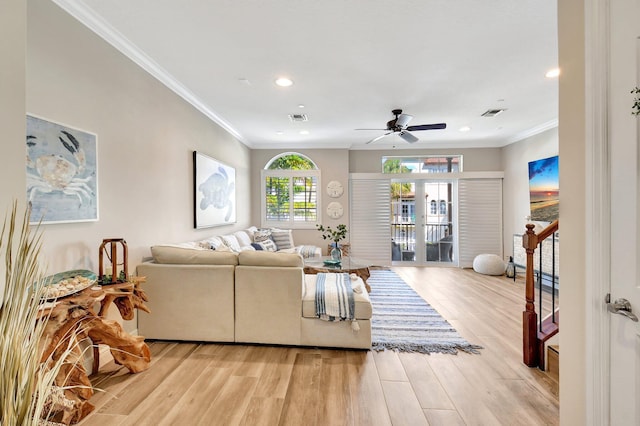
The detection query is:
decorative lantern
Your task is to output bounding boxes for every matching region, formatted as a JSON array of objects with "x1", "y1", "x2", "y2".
[
  {"x1": 99, "y1": 238, "x2": 129, "y2": 284},
  {"x1": 506, "y1": 256, "x2": 516, "y2": 281}
]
